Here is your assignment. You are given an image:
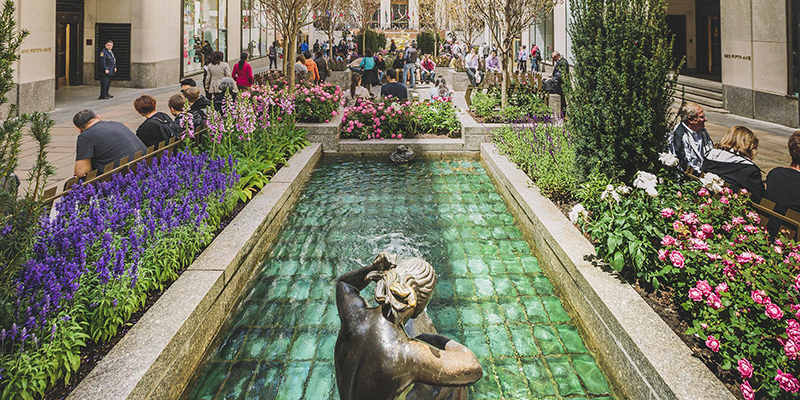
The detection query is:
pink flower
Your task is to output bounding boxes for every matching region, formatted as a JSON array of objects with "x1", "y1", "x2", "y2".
[
  {"x1": 738, "y1": 359, "x2": 753, "y2": 379},
  {"x1": 737, "y1": 252, "x2": 755, "y2": 264},
  {"x1": 688, "y1": 288, "x2": 704, "y2": 301},
  {"x1": 783, "y1": 338, "x2": 800, "y2": 360},
  {"x1": 788, "y1": 320, "x2": 800, "y2": 342},
  {"x1": 677, "y1": 190, "x2": 682, "y2": 197},
  {"x1": 732, "y1": 216, "x2": 745, "y2": 225},
  {"x1": 661, "y1": 235, "x2": 677, "y2": 246},
  {"x1": 706, "y1": 293, "x2": 723, "y2": 309},
  {"x1": 701, "y1": 322, "x2": 709, "y2": 329},
  {"x1": 766, "y1": 303, "x2": 785, "y2": 320},
  {"x1": 701, "y1": 224, "x2": 714, "y2": 235},
  {"x1": 658, "y1": 249, "x2": 667, "y2": 261},
  {"x1": 660, "y1": 208, "x2": 675, "y2": 218},
  {"x1": 696, "y1": 280, "x2": 713, "y2": 296},
  {"x1": 720, "y1": 196, "x2": 730, "y2": 205},
  {"x1": 705, "y1": 335, "x2": 720, "y2": 352},
  {"x1": 715, "y1": 282, "x2": 728, "y2": 293},
  {"x1": 673, "y1": 221, "x2": 685, "y2": 231},
  {"x1": 741, "y1": 380, "x2": 754, "y2": 400},
  {"x1": 669, "y1": 251, "x2": 685, "y2": 268},
  {"x1": 689, "y1": 238, "x2": 709, "y2": 251},
  {"x1": 751, "y1": 290, "x2": 768, "y2": 304},
  {"x1": 776, "y1": 369, "x2": 800, "y2": 393},
  {"x1": 680, "y1": 212, "x2": 700, "y2": 225},
  {"x1": 743, "y1": 225, "x2": 758, "y2": 233},
  {"x1": 747, "y1": 211, "x2": 761, "y2": 223},
  {"x1": 697, "y1": 187, "x2": 709, "y2": 196}
]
